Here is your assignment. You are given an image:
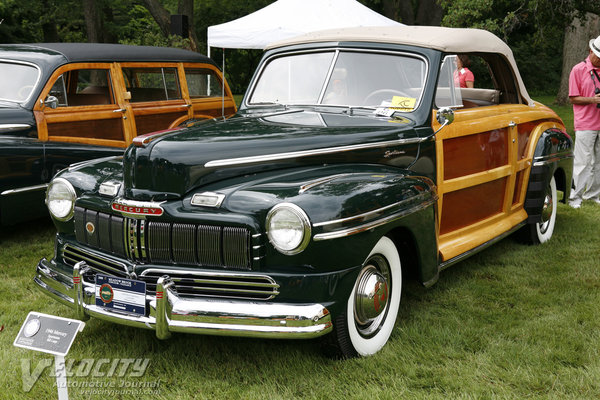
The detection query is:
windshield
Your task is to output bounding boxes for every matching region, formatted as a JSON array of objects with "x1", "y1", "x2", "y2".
[
  {"x1": 248, "y1": 50, "x2": 427, "y2": 111},
  {"x1": 0, "y1": 62, "x2": 40, "y2": 103}
]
